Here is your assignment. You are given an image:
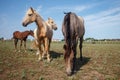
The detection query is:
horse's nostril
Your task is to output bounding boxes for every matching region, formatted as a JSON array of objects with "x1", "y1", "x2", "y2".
[
  {"x1": 66, "y1": 68, "x2": 72, "y2": 76},
  {"x1": 22, "y1": 23, "x2": 25, "y2": 26},
  {"x1": 22, "y1": 22, "x2": 27, "y2": 27},
  {"x1": 56, "y1": 27, "x2": 58, "y2": 30},
  {"x1": 54, "y1": 27, "x2": 57, "y2": 30}
]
